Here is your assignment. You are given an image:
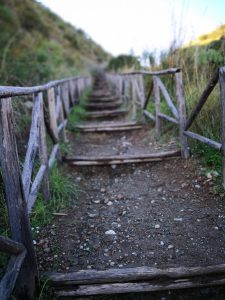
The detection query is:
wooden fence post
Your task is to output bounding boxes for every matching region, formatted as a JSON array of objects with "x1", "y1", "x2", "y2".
[
  {"x1": 131, "y1": 76, "x2": 137, "y2": 120},
  {"x1": 219, "y1": 67, "x2": 225, "y2": 189},
  {"x1": 0, "y1": 98, "x2": 37, "y2": 298},
  {"x1": 57, "y1": 85, "x2": 67, "y2": 143},
  {"x1": 38, "y1": 92, "x2": 51, "y2": 201},
  {"x1": 47, "y1": 88, "x2": 59, "y2": 143},
  {"x1": 175, "y1": 71, "x2": 190, "y2": 159},
  {"x1": 153, "y1": 76, "x2": 161, "y2": 138}
]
